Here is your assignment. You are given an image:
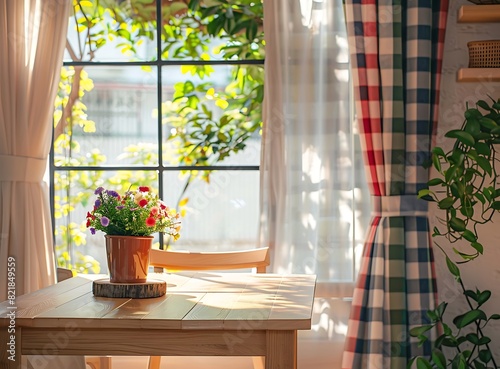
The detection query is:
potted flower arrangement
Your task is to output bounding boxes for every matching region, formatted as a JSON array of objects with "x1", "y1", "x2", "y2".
[{"x1": 86, "y1": 186, "x2": 181, "y2": 283}]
